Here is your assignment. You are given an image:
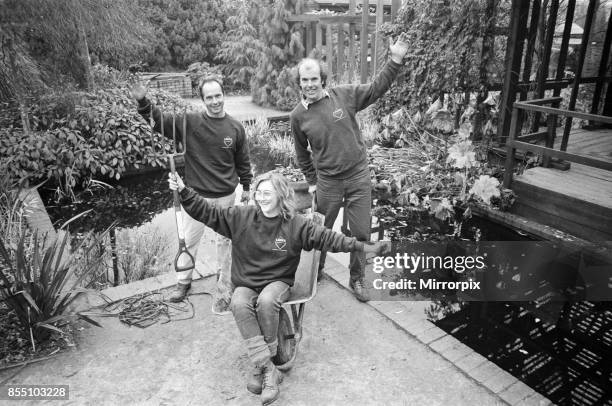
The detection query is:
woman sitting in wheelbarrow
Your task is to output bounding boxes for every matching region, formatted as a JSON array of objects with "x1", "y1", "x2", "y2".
[{"x1": 168, "y1": 171, "x2": 388, "y2": 405}]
